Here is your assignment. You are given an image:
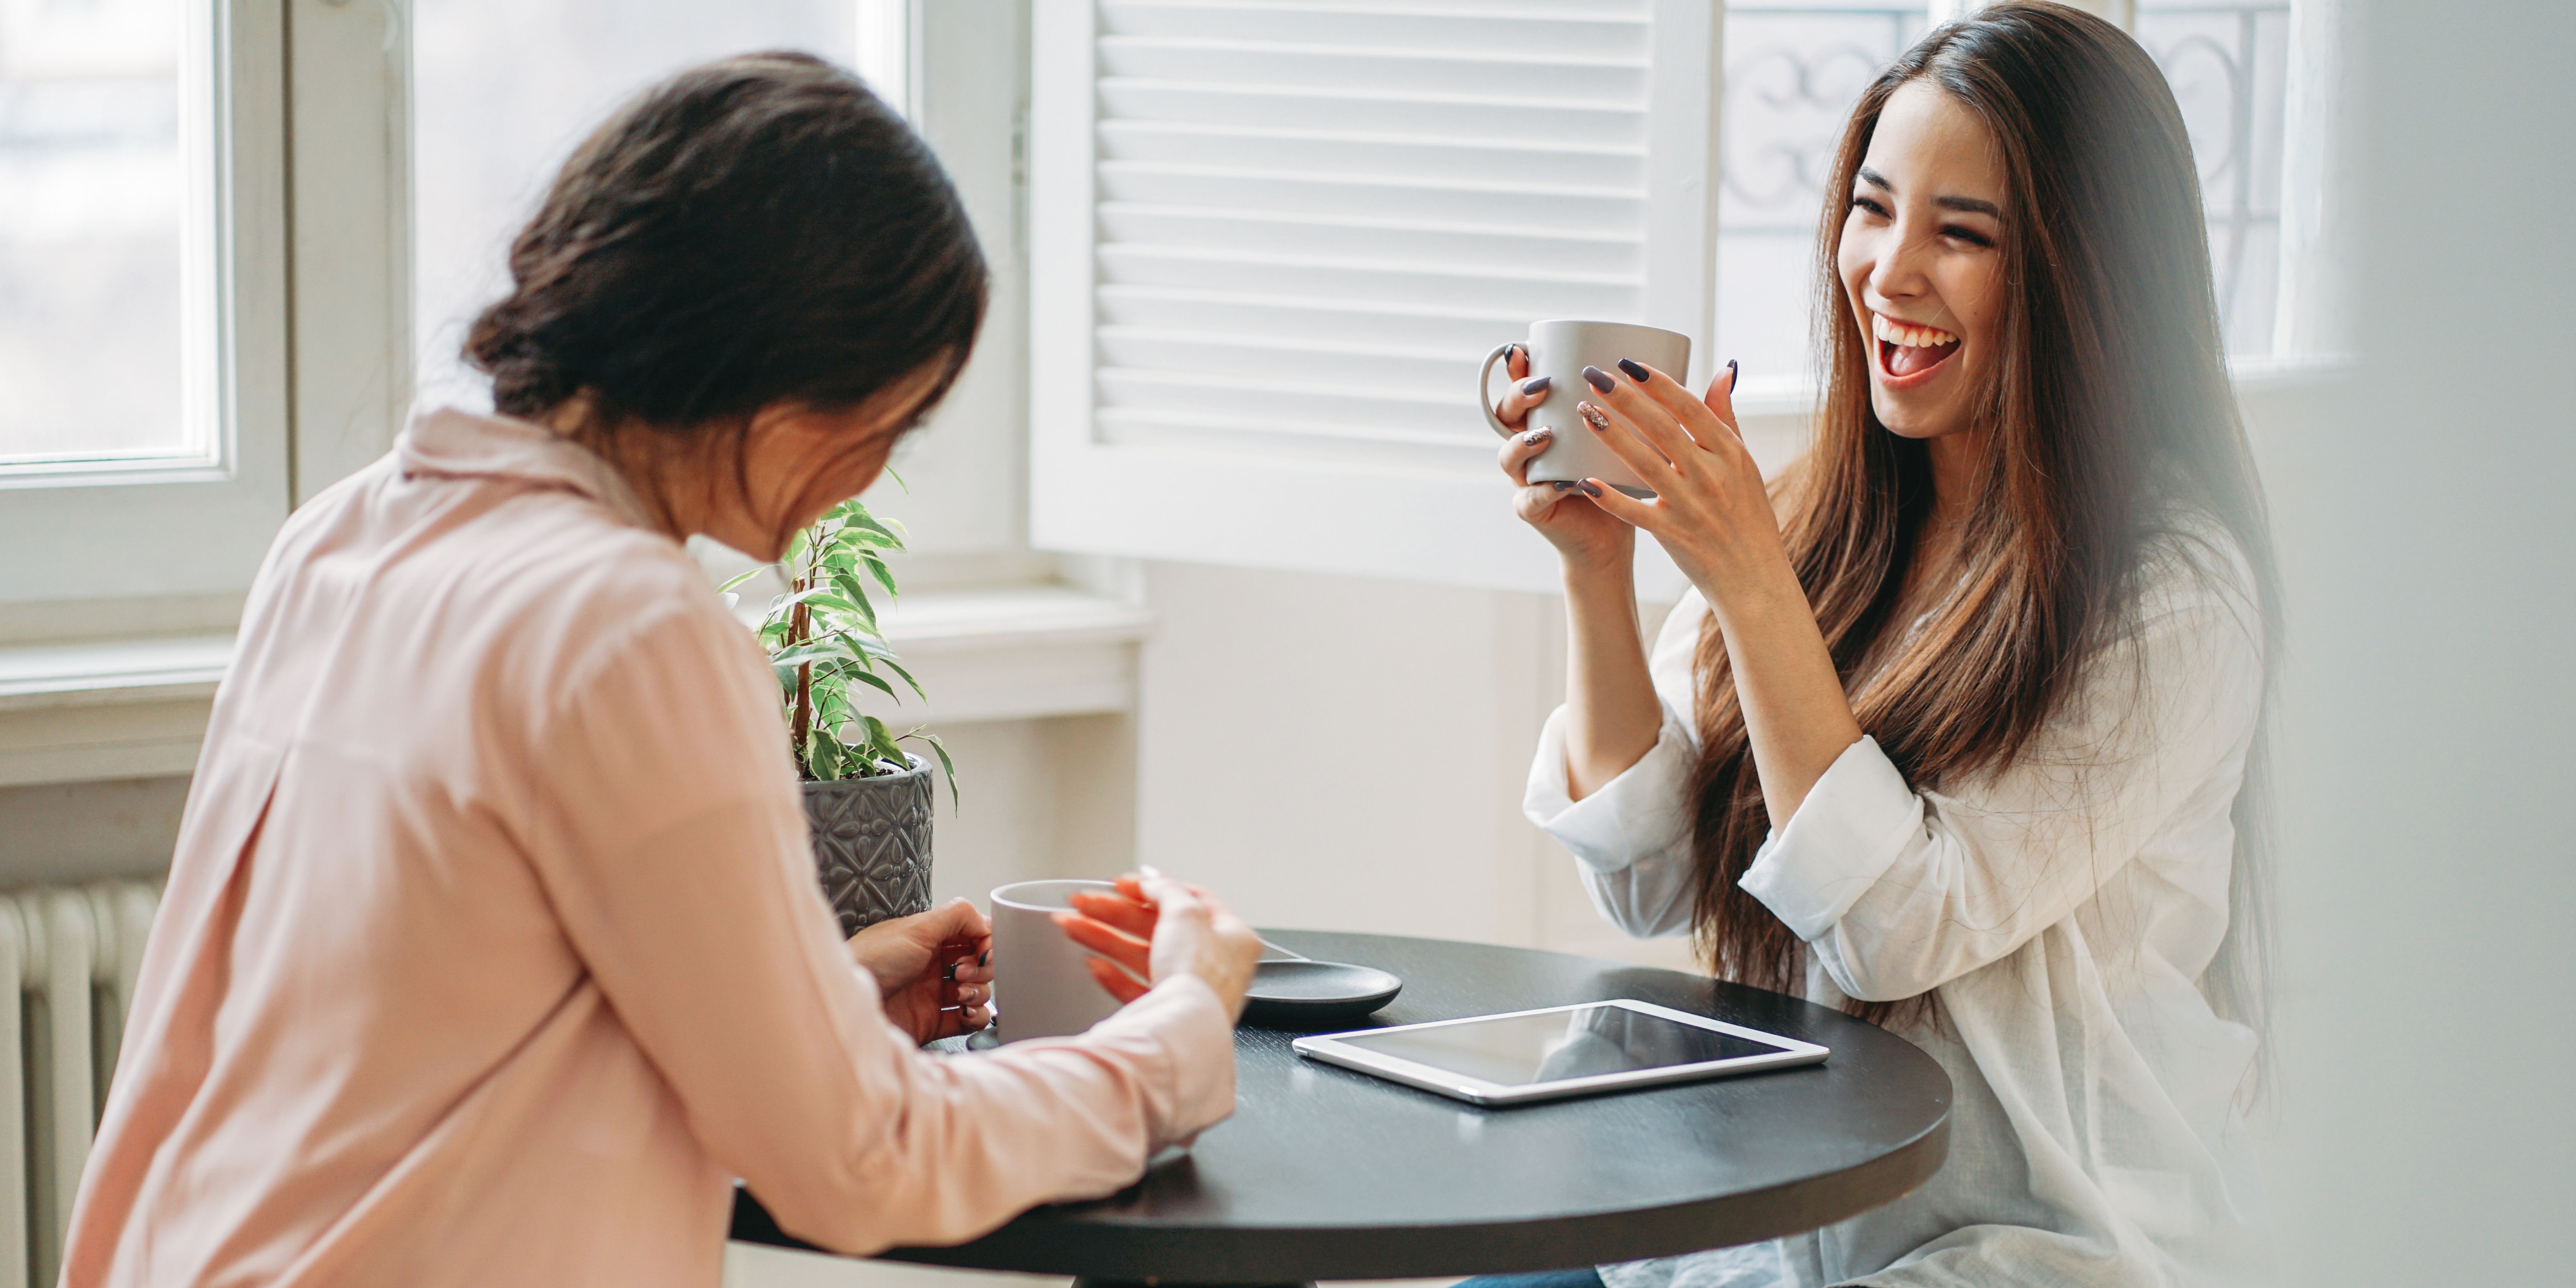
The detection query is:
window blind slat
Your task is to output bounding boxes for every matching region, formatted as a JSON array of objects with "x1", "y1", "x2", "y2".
[
  {"x1": 1097, "y1": 207, "x2": 1641, "y2": 274},
  {"x1": 1095, "y1": 41, "x2": 1647, "y2": 102},
  {"x1": 1096, "y1": 164, "x2": 1638, "y2": 231},
  {"x1": 1098, "y1": 83, "x2": 1647, "y2": 144},
  {"x1": 1096, "y1": 246, "x2": 1638, "y2": 316},
  {"x1": 1098, "y1": 287, "x2": 1536, "y2": 349},
  {"x1": 1097, "y1": 121, "x2": 1645, "y2": 189},
  {"x1": 1100, "y1": 2, "x2": 1648, "y2": 58}
]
